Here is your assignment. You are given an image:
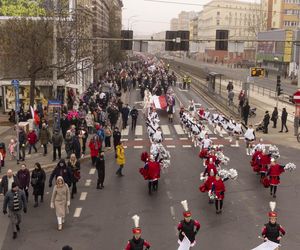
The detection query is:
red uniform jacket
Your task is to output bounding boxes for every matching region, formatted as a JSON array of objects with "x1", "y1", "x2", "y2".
[
  {"x1": 27, "y1": 131, "x2": 37, "y2": 145},
  {"x1": 198, "y1": 108, "x2": 205, "y2": 118},
  {"x1": 251, "y1": 151, "x2": 263, "y2": 172},
  {"x1": 199, "y1": 176, "x2": 216, "y2": 192},
  {"x1": 204, "y1": 163, "x2": 217, "y2": 176},
  {"x1": 260, "y1": 153, "x2": 271, "y2": 173},
  {"x1": 268, "y1": 164, "x2": 285, "y2": 185},
  {"x1": 205, "y1": 155, "x2": 217, "y2": 165},
  {"x1": 89, "y1": 140, "x2": 101, "y2": 157},
  {"x1": 212, "y1": 179, "x2": 225, "y2": 200},
  {"x1": 140, "y1": 161, "x2": 160, "y2": 180}
]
